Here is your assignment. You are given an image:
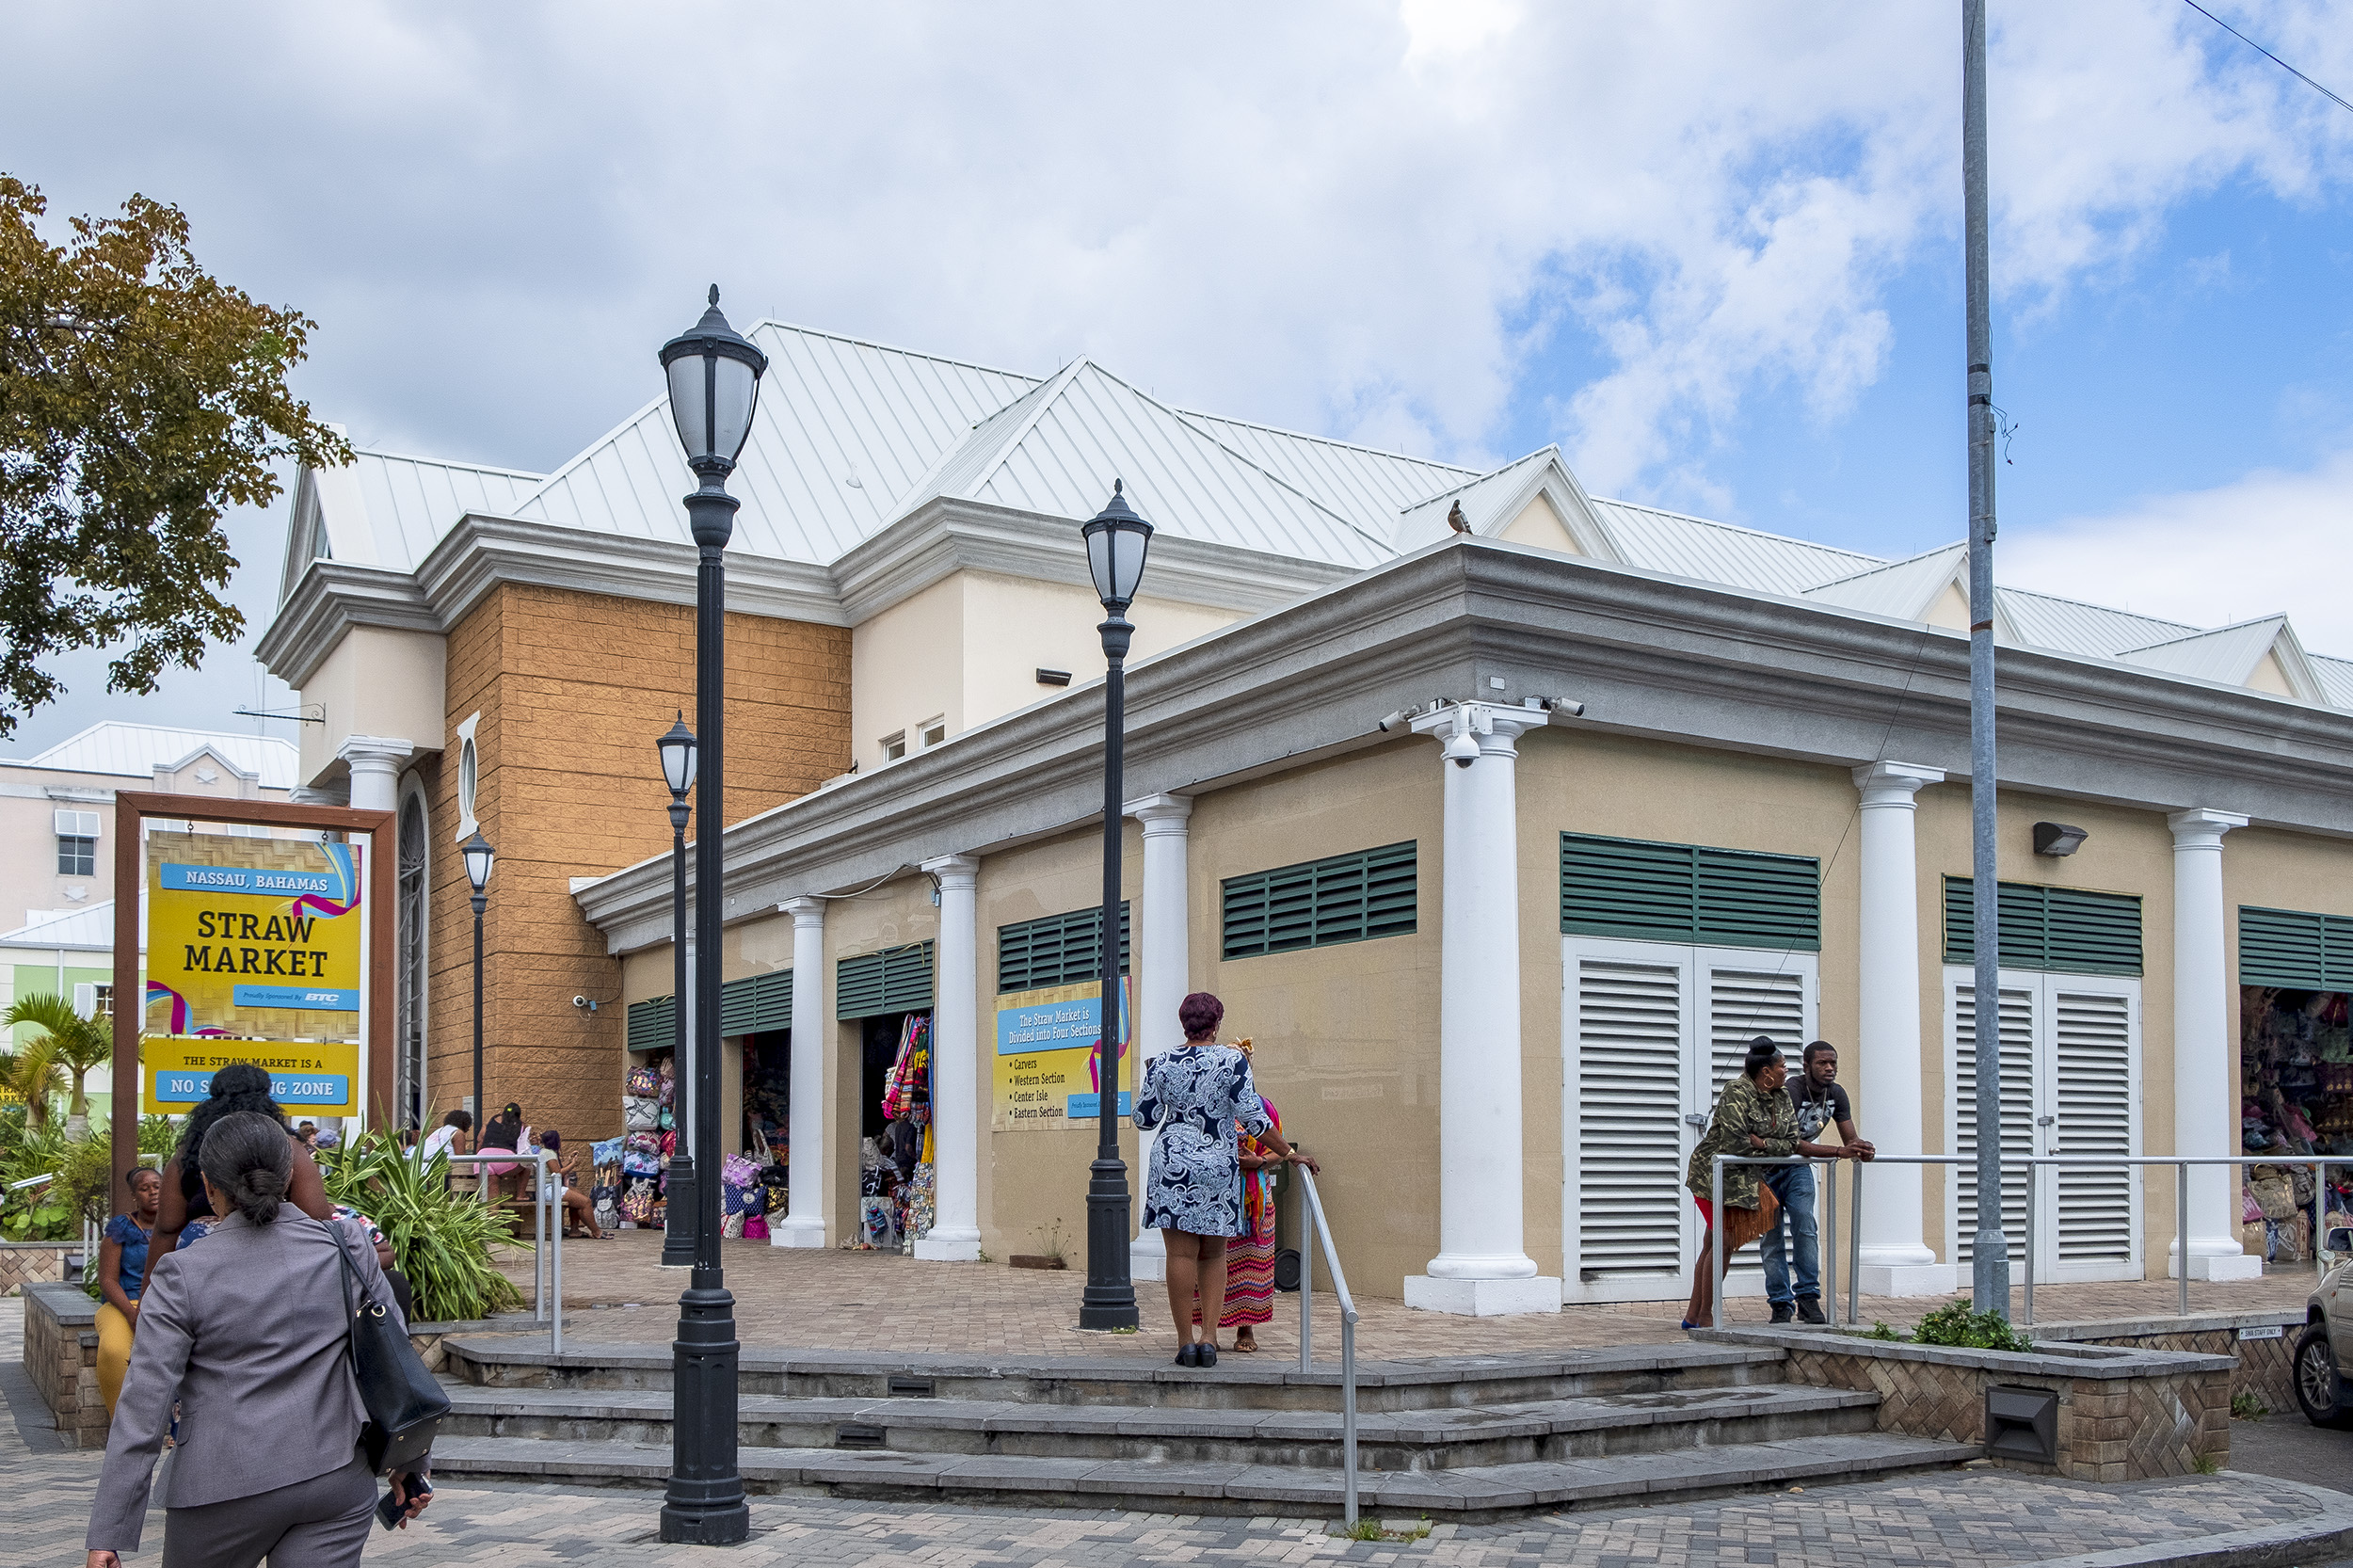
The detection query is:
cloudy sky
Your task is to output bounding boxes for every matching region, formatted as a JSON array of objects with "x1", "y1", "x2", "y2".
[{"x1": 4, "y1": 0, "x2": 2349, "y2": 754}]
